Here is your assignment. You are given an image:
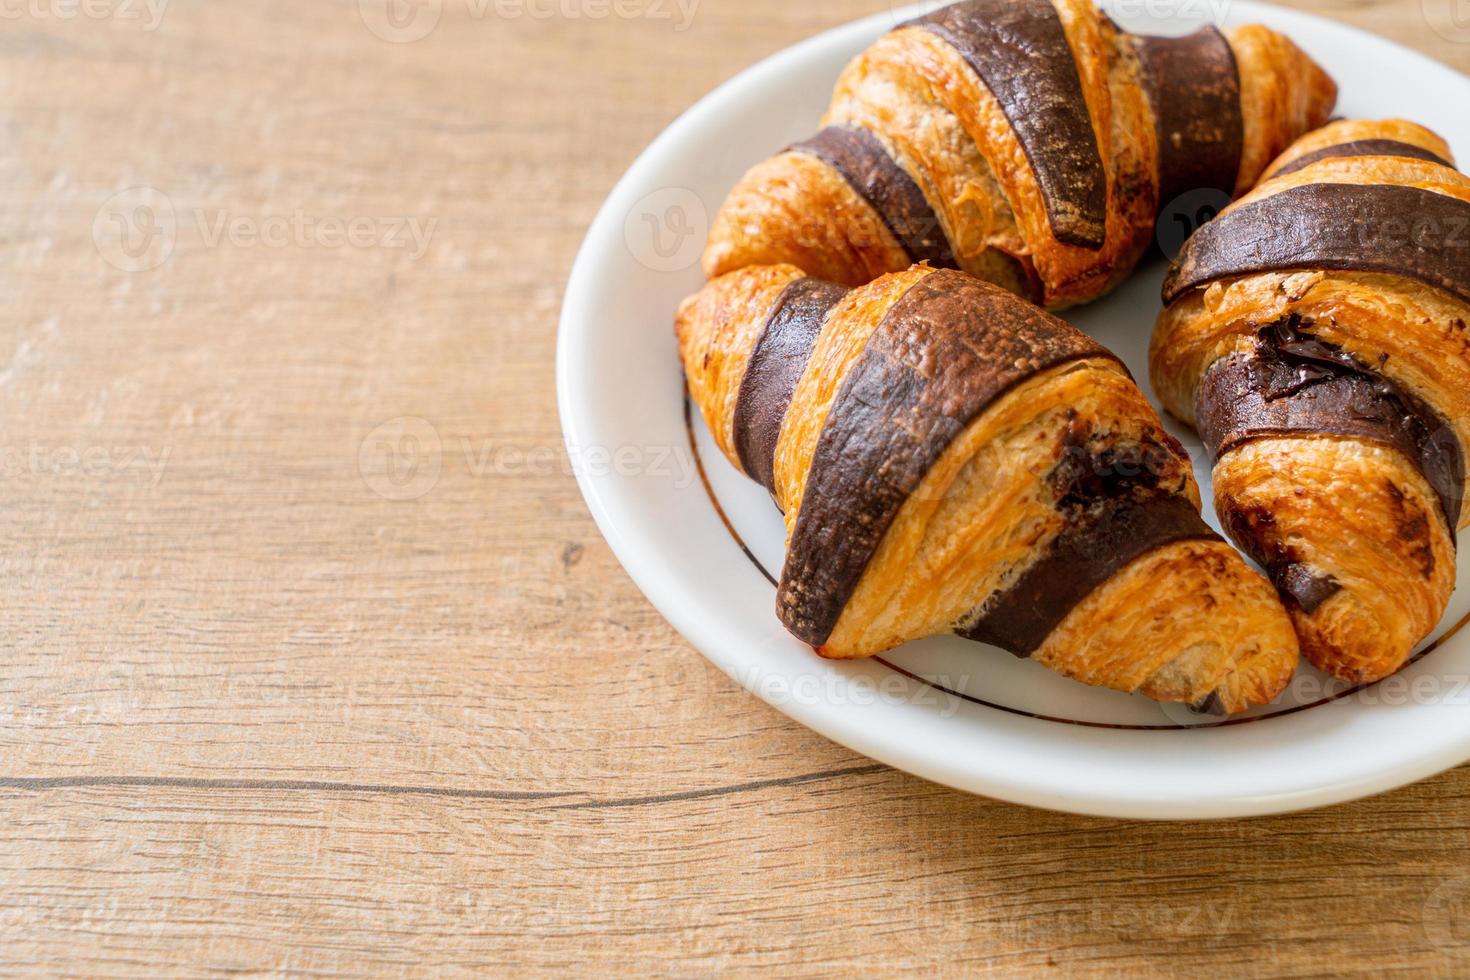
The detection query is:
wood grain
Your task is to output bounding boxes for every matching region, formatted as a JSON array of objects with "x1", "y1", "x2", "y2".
[{"x1": 4, "y1": 0, "x2": 1470, "y2": 974}]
